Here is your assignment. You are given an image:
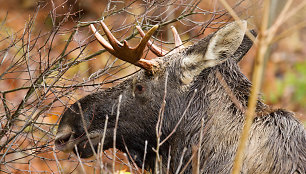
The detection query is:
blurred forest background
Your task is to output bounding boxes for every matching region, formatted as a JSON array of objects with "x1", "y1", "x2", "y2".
[{"x1": 0, "y1": 0, "x2": 305, "y2": 173}]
